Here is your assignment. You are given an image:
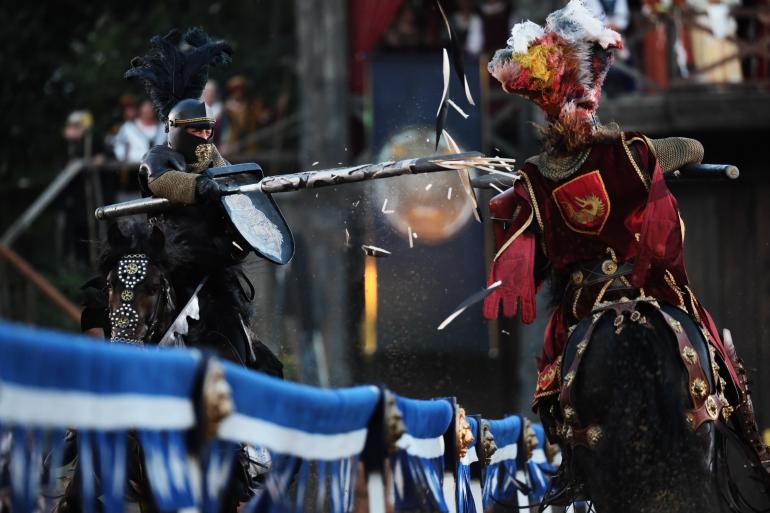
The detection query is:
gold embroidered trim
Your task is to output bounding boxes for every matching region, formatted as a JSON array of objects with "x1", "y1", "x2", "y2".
[
  {"x1": 534, "y1": 388, "x2": 561, "y2": 400},
  {"x1": 494, "y1": 209, "x2": 534, "y2": 261},
  {"x1": 642, "y1": 135, "x2": 658, "y2": 159},
  {"x1": 685, "y1": 285, "x2": 702, "y2": 323},
  {"x1": 572, "y1": 287, "x2": 583, "y2": 319},
  {"x1": 592, "y1": 279, "x2": 615, "y2": 310},
  {"x1": 621, "y1": 132, "x2": 650, "y2": 191},
  {"x1": 518, "y1": 172, "x2": 544, "y2": 232},
  {"x1": 664, "y1": 270, "x2": 685, "y2": 306}
]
